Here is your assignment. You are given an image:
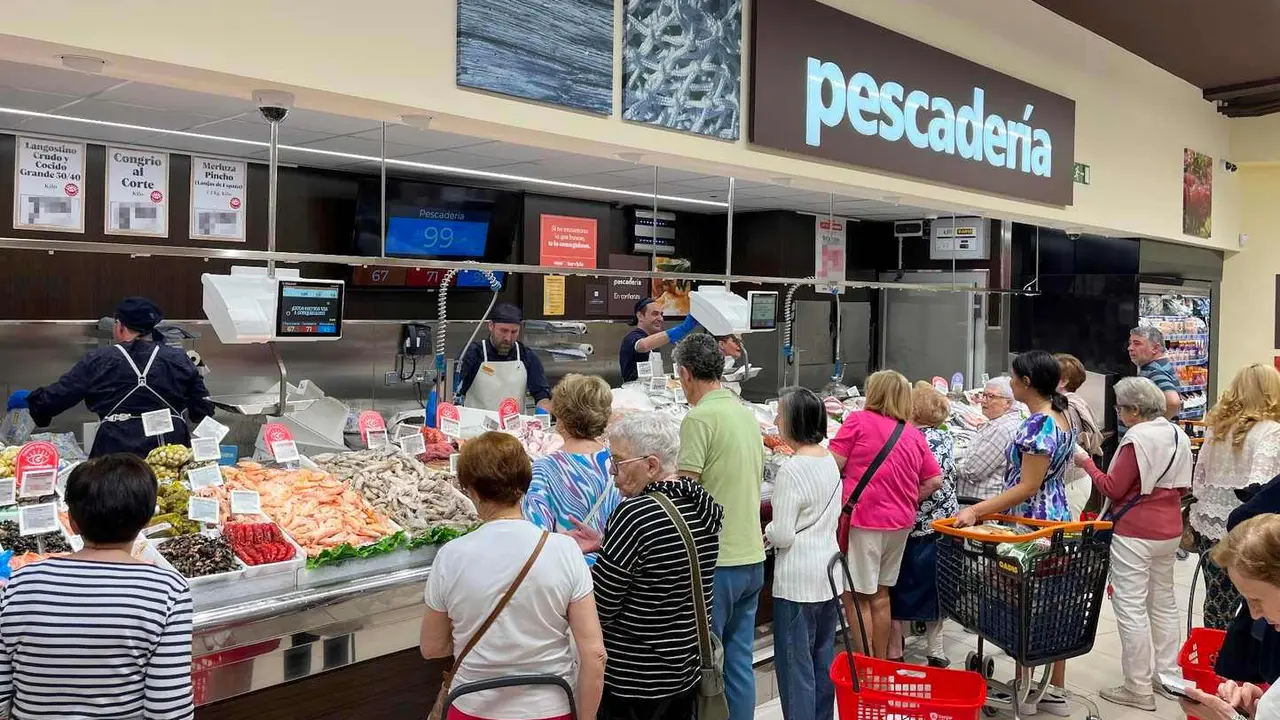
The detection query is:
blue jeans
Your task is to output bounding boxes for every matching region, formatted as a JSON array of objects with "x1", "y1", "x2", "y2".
[
  {"x1": 773, "y1": 598, "x2": 838, "y2": 720},
  {"x1": 712, "y1": 562, "x2": 765, "y2": 720}
]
